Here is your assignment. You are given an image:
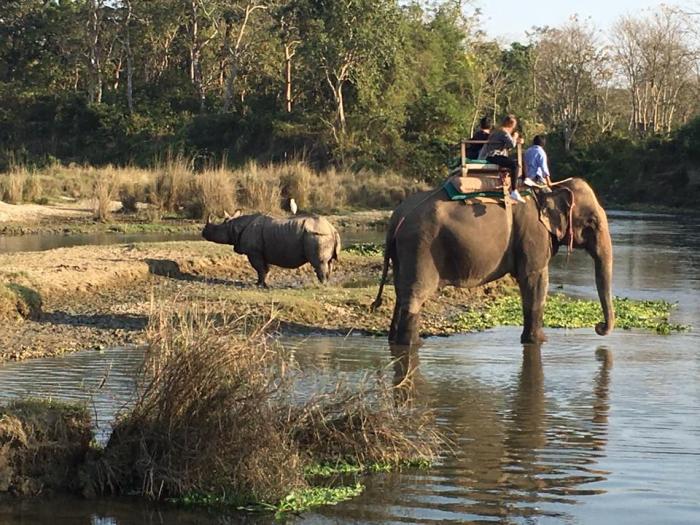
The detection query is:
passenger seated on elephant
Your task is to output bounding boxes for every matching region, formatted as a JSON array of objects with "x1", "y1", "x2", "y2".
[
  {"x1": 524, "y1": 135, "x2": 552, "y2": 192},
  {"x1": 467, "y1": 116, "x2": 492, "y2": 159},
  {"x1": 478, "y1": 114, "x2": 525, "y2": 204}
]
